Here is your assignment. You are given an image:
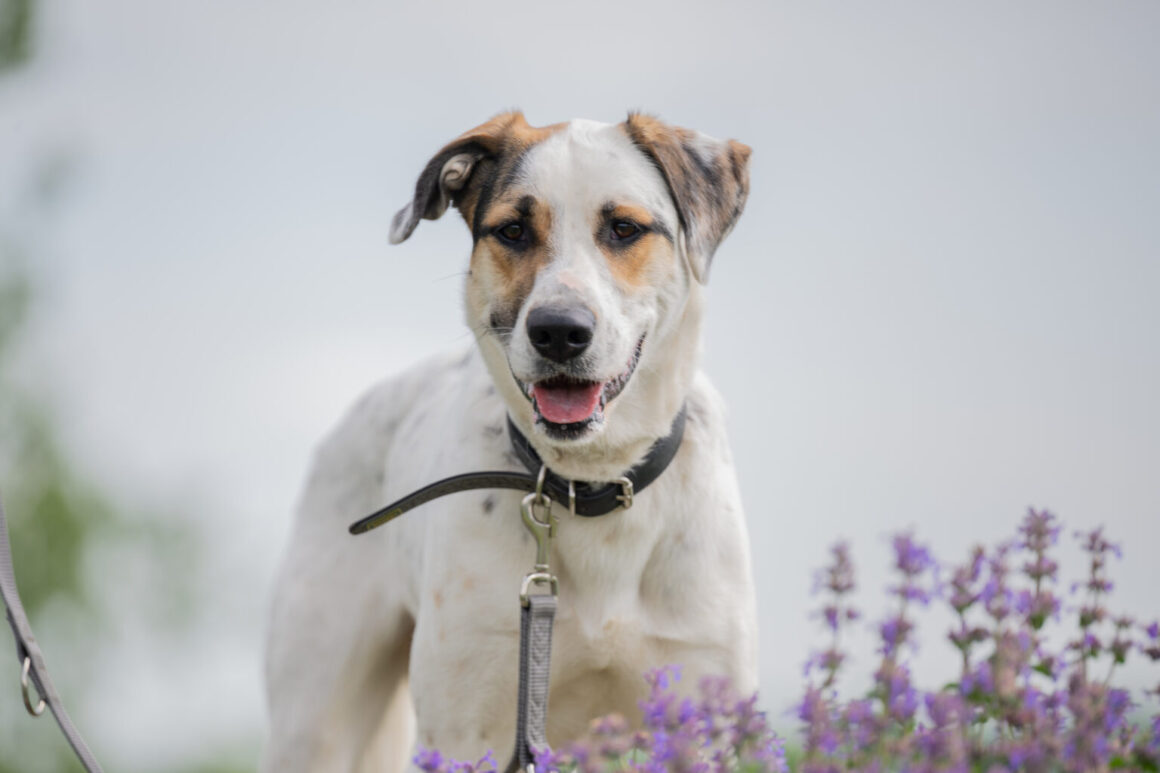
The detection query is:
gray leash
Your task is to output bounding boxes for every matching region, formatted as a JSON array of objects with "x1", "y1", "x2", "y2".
[
  {"x1": 0, "y1": 493, "x2": 104, "y2": 773},
  {"x1": 506, "y1": 594, "x2": 556, "y2": 773},
  {"x1": 504, "y1": 468, "x2": 558, "y2": 773}
]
